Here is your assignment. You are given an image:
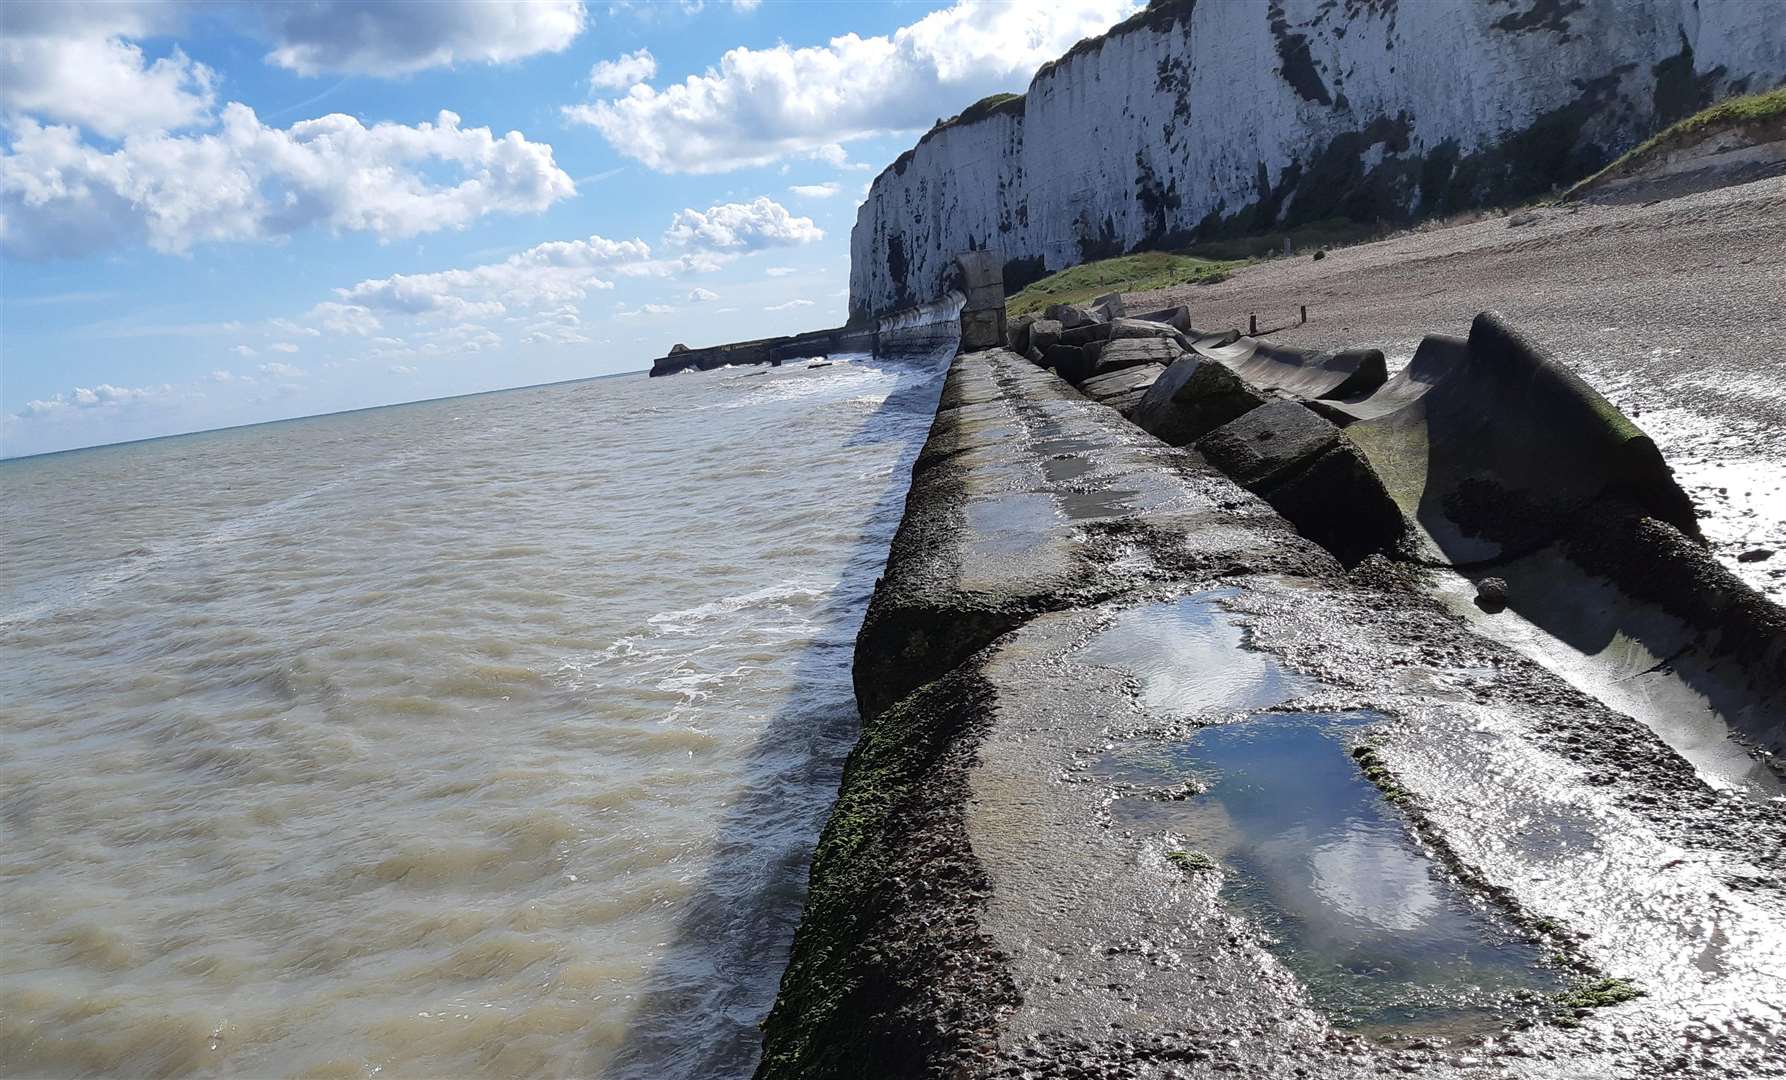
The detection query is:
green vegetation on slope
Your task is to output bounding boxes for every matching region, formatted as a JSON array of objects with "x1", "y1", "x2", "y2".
[
  {"x1": 1564, "y1": 86, "x2": 1786, "y2": 199},
  {"x1": 1005, "y1": 251, "x2": 1242, "y2": 317}
]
